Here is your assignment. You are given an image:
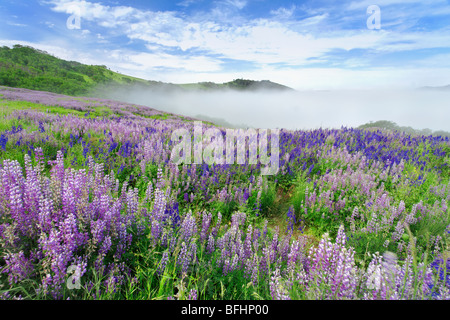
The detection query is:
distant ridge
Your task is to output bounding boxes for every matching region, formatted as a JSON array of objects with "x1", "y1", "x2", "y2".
[
  {"x1": 358, "y1": 120, "x2": 450, "y2": 137},
  {"x1": 0, "y1": 44, "x2": 294, "y2": 97},
  {"x1": 180, "y1": 79, "x2": 294, "y2": 91},
  {"x1": 419, "y1": 85, "x2": 450, "y2": 91}
]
